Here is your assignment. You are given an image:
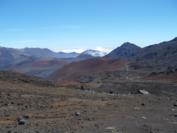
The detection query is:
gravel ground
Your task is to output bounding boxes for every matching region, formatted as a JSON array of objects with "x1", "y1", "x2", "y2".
[{"x1": 0, "y1": 80, "x2": 177, "y2": 133}]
